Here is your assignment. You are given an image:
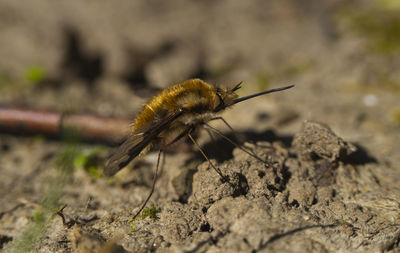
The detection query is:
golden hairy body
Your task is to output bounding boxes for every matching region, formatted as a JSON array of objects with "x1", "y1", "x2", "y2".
[
  {"x1": 133, "y1": 79, "x2": 221, "y2": 132},
  {"x1": 132, "y1": 79, "x2": 238, "y2": 146}
]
